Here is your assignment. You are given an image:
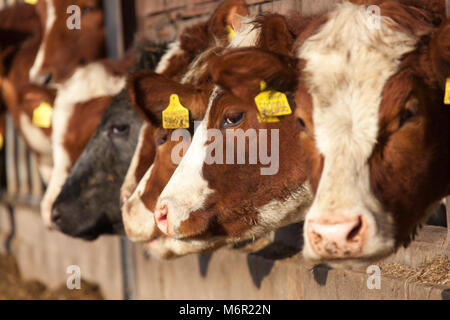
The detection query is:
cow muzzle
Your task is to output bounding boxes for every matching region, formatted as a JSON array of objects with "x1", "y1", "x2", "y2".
[{"x1": 306, "y1": 215, "x2": 368, "y2": 259}]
